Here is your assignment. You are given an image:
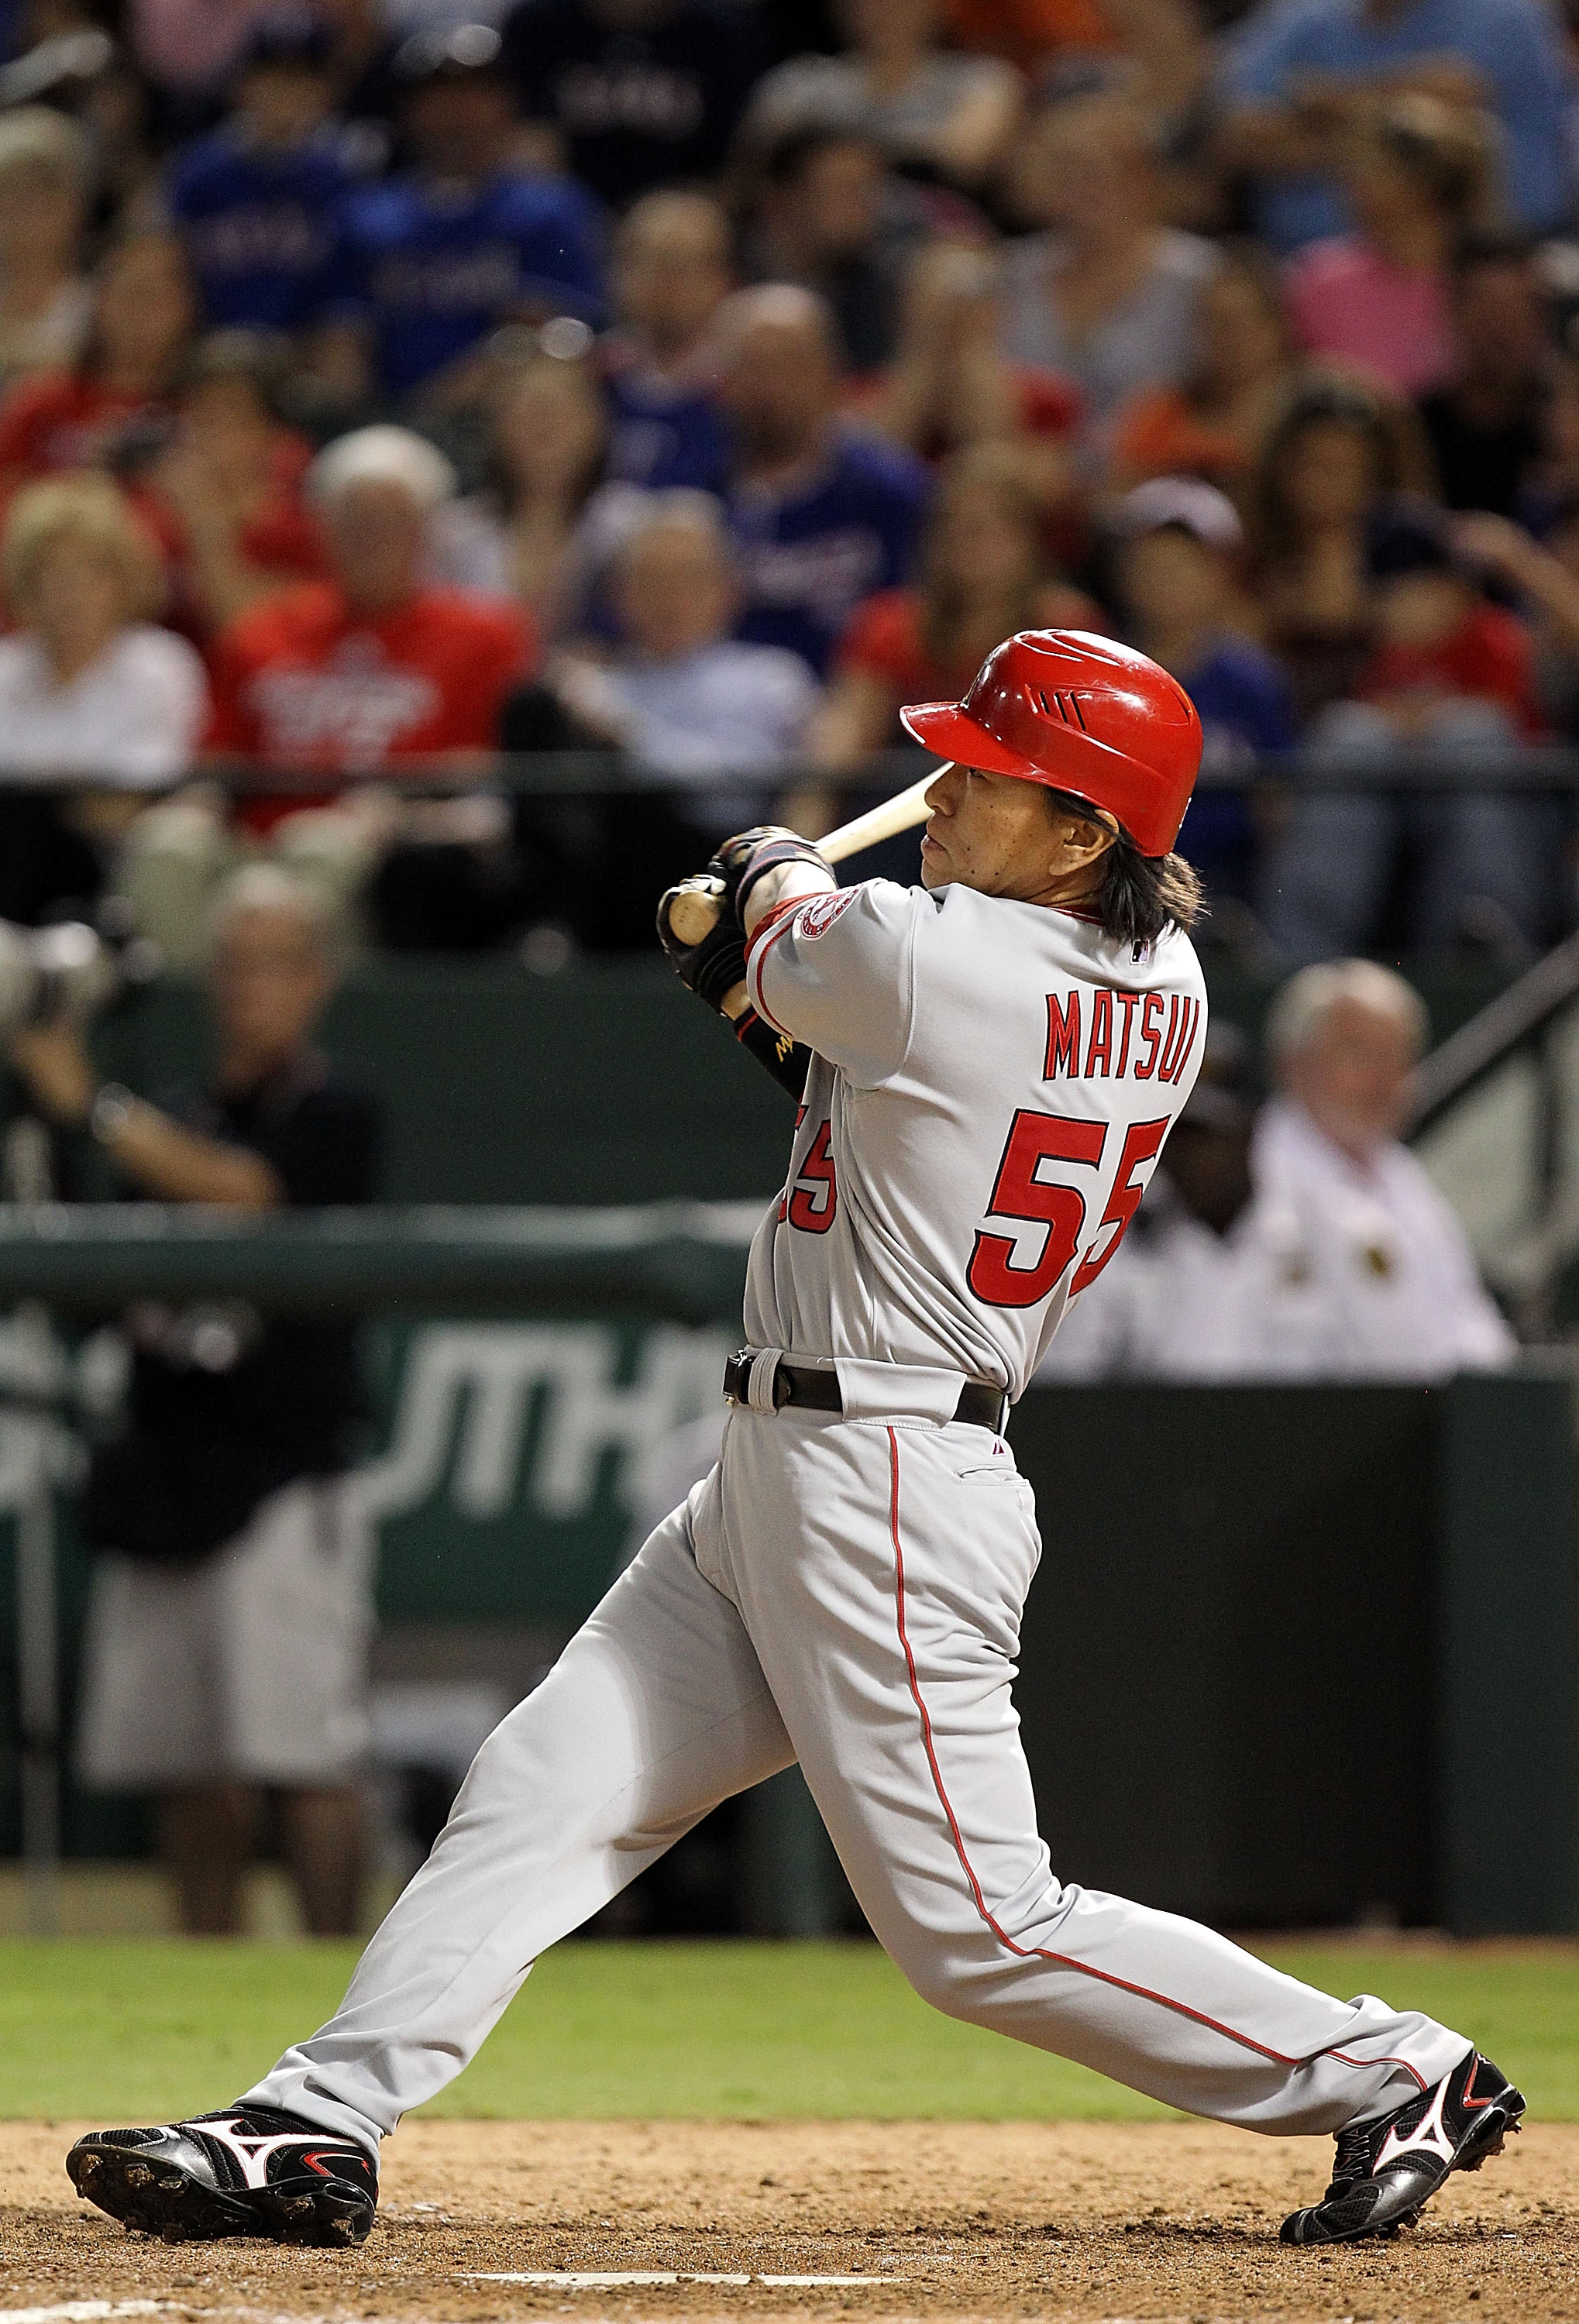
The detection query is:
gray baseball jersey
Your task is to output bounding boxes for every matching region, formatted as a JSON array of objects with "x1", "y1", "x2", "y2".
[
  {"x1": 249, "y1": 870, "x2": 1469, "y2": 2162},
  {"x1": 743, "y1": 877, "x2": 1209, "y2": 1397}
]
